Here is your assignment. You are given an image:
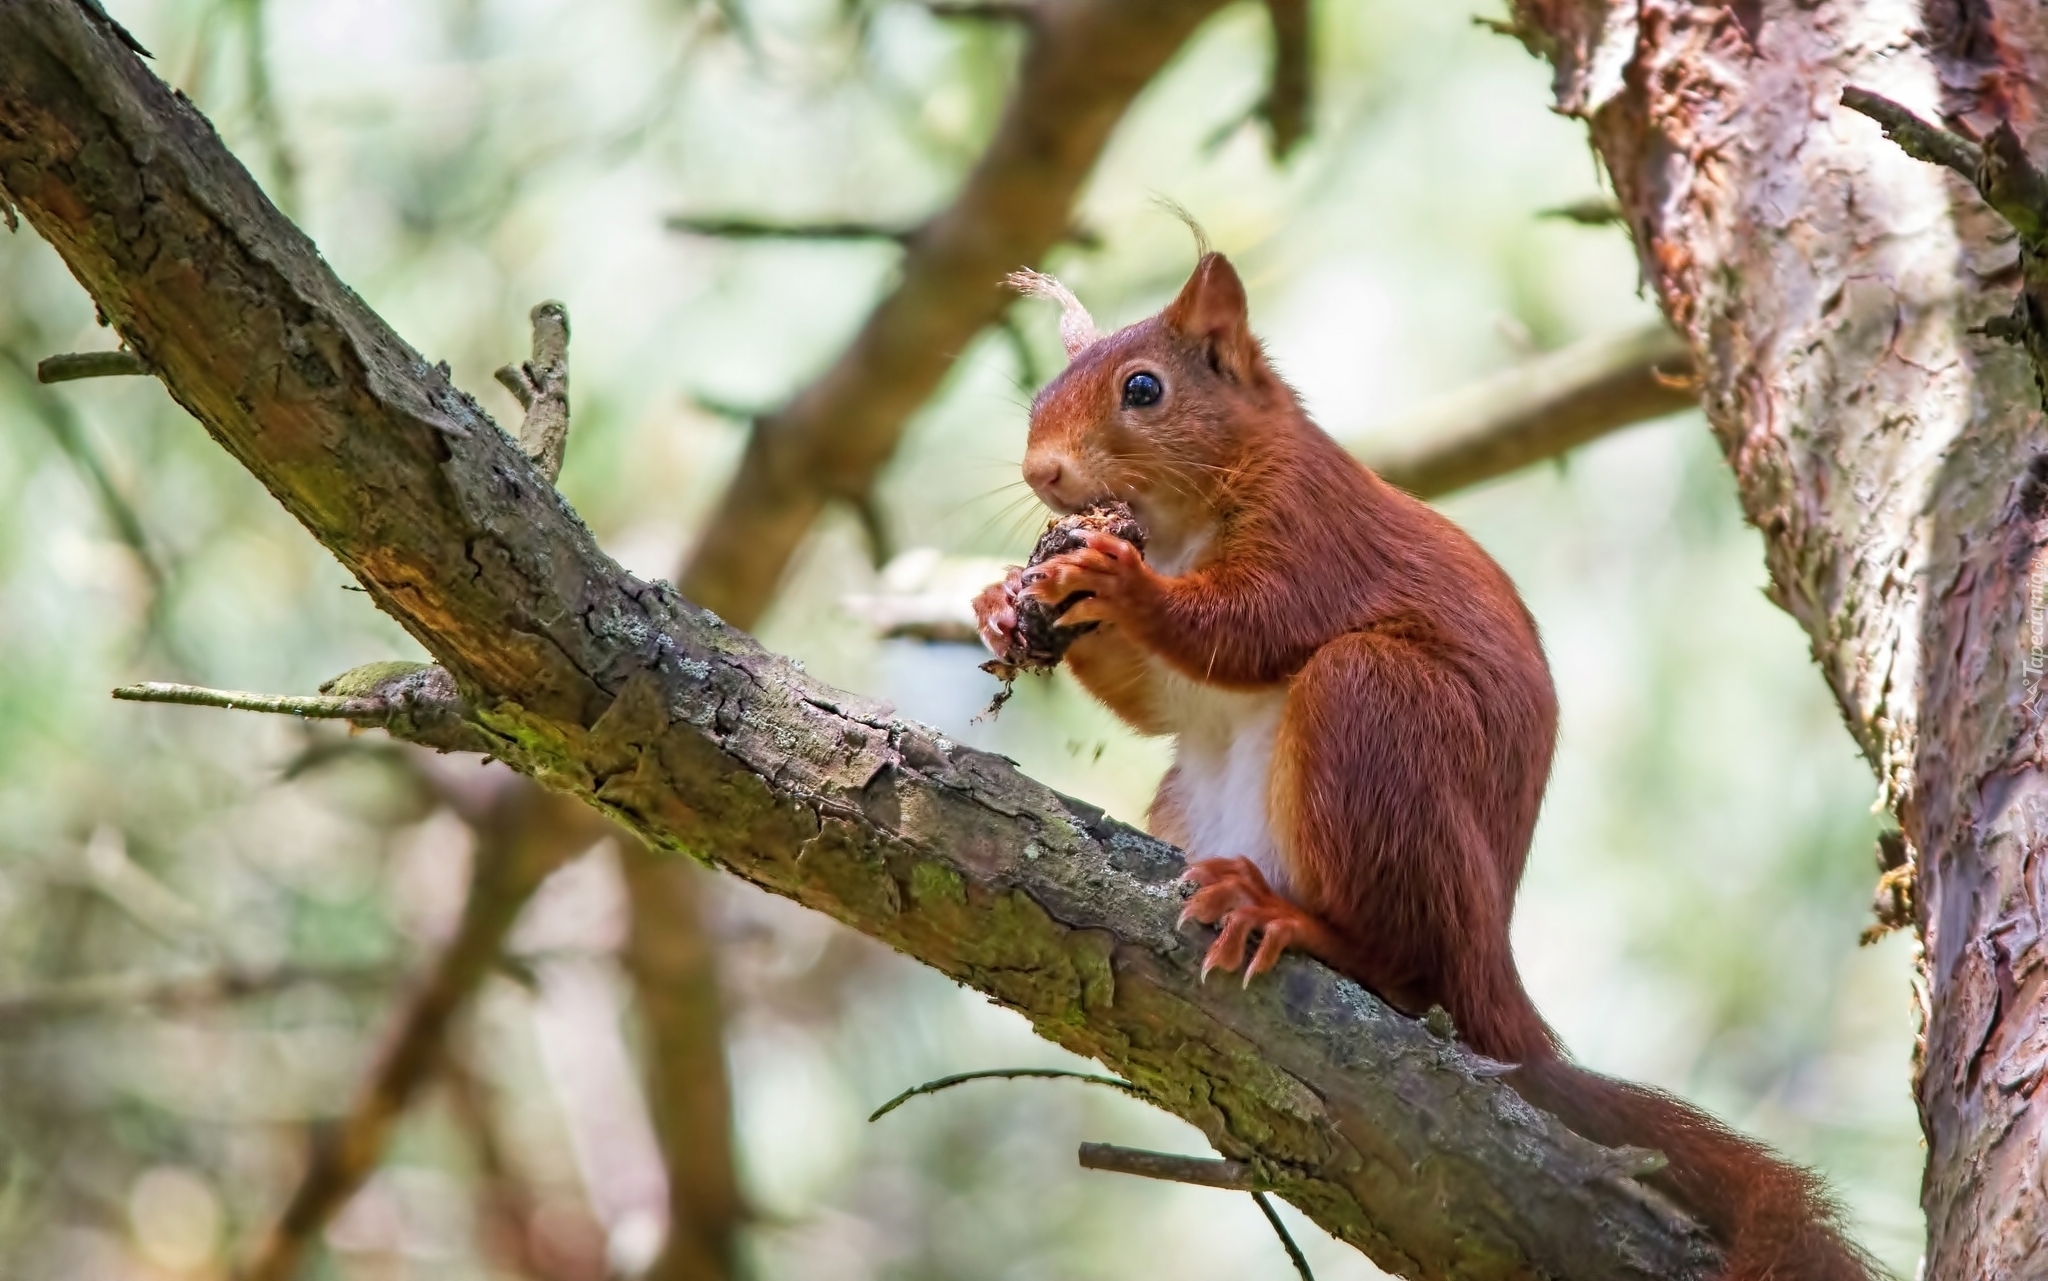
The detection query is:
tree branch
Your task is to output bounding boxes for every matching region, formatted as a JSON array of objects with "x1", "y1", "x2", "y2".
[
  {"x1": 117, "y1": 665, "x2": 496, "y2": 755},
  {"x1": 1362, "y1": 320, "x2": 1695, "y2": 497},
  {"x1": 619, "y1": 847, "x2": 746, "y2": 1281},
  {"x1": 916, "y1": 0, "x2": 1038, "y2": 20},
  {"x1": 1258, "y1": 0, "x2": 1311, "y2": 159},
  {"x1": 1, "y1": 6, "x2": 1720, "y2": 1277},
  {"x1": 1077, "y1": 1142, "x2": 1261, "y2": 1190},
  {"x1": 677, "y1": 0, "x2": 1238, "y2": 629},
  {"x1": 1837, "y1": 88, "x2": 1982, "y2": 184},
  {"x1": 238, "y1": 774, "x2": 591, "y2": 1281},
  {"x1": 35, "y1": 347, "x2": 148, "y2": 381},
  {"x1": 665, "y1": 215, "x2": 915, "y2": 241},
  {"x1": 0, "y1": 961, "x2": 394, "y2": 1026},
  {"x1": 493, "y1": 300, "x2": 571, "y2": 484}
]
